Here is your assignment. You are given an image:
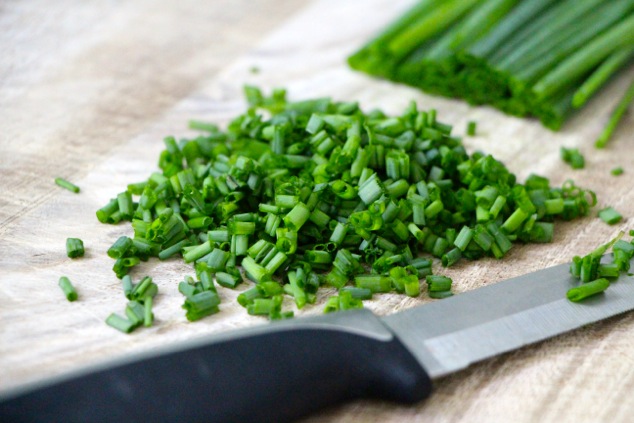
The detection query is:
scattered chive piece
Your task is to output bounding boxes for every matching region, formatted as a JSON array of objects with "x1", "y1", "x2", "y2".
[
  {"x1": 65, "y1": 238, "x2": 85, "y2": 258},
  {"x1": 105, "y1": 313, "x2": 135, "y2": 334},
  {"x1": 466, "y1": 121, "x2": 477, "y2": 136},
  {"x1": 144, "y1": 297, "x2": 154, "y2": 327},
  {"x1": 611, "y1": 167, "x2": 624, "y2": 176},
  {"x1": 566, "y1": 278, "x2": 610, "y2": 302},
  {"x1": 595, "y1": 77, "x2": 634, "y2": 148},
  {"x1": 54, "y1": 177, "x2": 80, "y2": 193},
  {"x1": 58, "y1": 276, "x2": 78, "y2": 302},
  {"x1": 598, "y1": 207, "x2": 623, "y2": 225},
  {"x1": 560, "y1": 147, "x2": 585, "y2": 169}
]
